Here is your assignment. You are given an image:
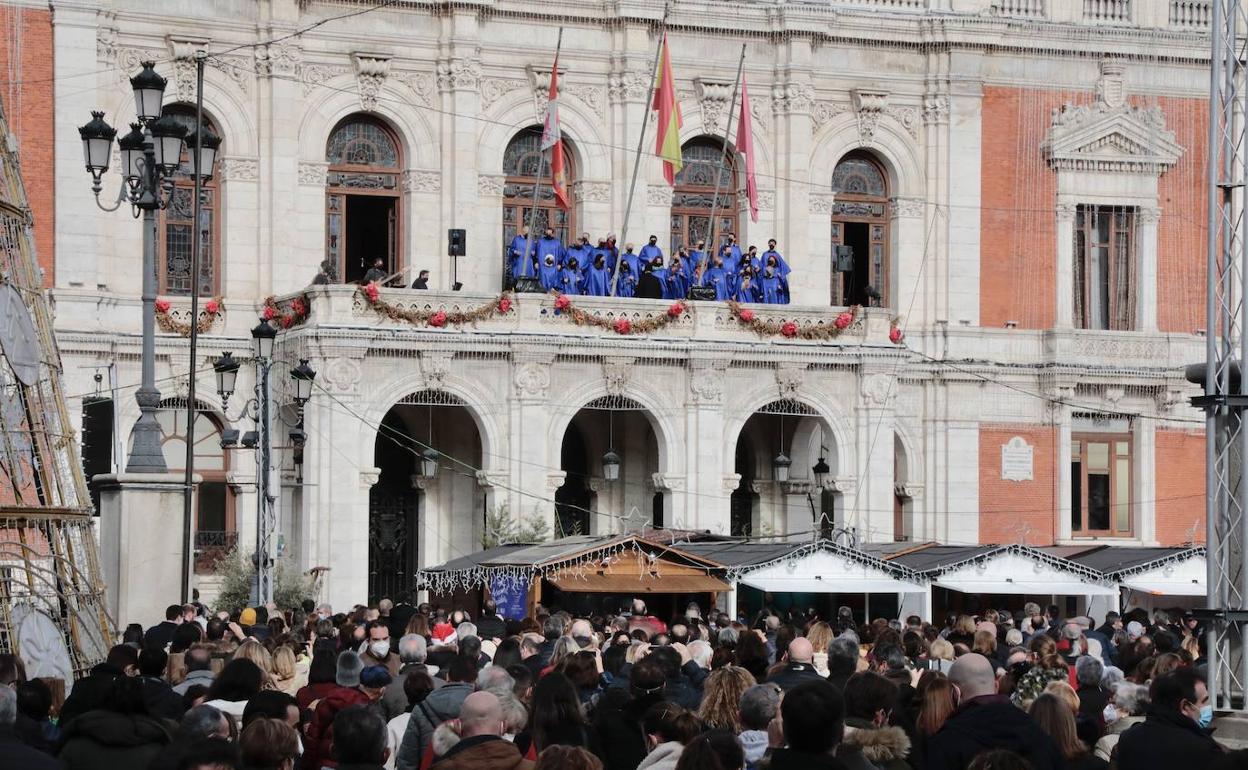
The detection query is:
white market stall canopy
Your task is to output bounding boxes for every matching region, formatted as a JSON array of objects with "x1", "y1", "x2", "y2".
[
  {"x1": 678, "y1": 540, "x2": 927, "y2": 594},
  {"x1": 1060, "y1": 546, "x2": 1207, "y2": 597},
  {"x1": 886, "y1": 544, "x2": 1119, "y2": 596}
]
